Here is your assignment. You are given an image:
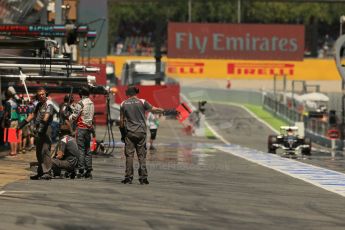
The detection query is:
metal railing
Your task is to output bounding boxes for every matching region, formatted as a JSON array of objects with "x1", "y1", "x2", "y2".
[{"x1": 263, "y1": 93, "x2": 341, "y2": 148}]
